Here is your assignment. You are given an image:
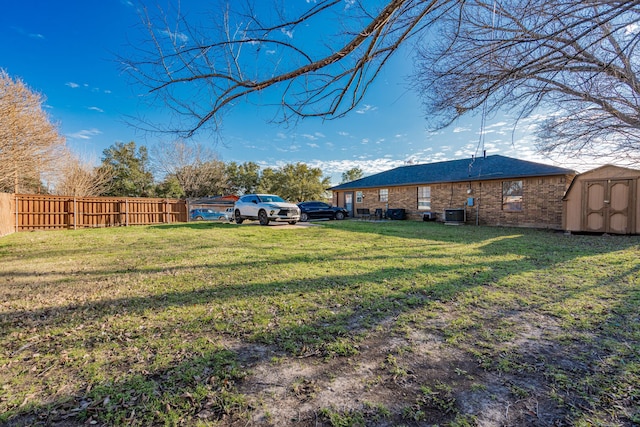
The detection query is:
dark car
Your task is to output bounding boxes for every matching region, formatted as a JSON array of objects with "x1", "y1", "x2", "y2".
[
  {"x1": 297, "y1": 201, "x2": 348, "y2": 222},
  {"x1": 190, "y1": 208, "x2": 231, "y2": 221}
]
